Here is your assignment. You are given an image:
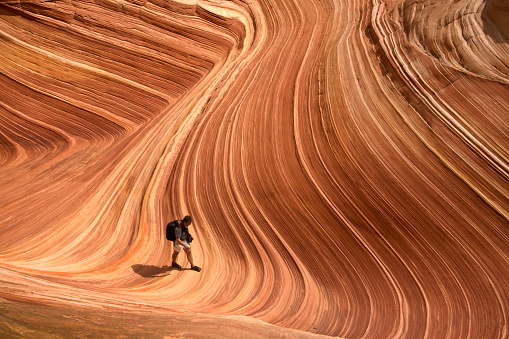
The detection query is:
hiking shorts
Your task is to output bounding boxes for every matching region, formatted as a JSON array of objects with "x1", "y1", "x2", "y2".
[{"x1": 173, "y1": 240, "x2": 189, "y2": 253}]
